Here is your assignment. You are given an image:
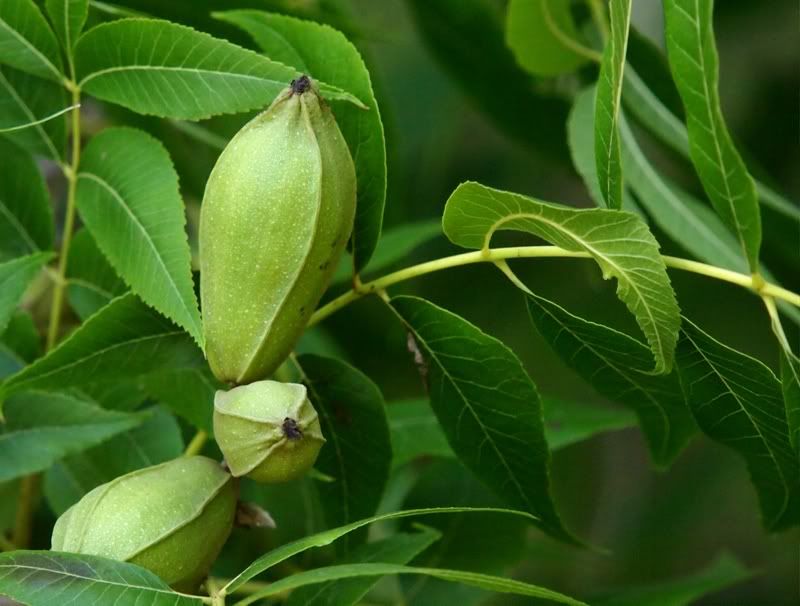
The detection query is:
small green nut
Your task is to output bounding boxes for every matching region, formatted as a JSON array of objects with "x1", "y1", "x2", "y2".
[
  {"x1": 214, "y1": 380, "x2": 325, "y2": 483},
  {"x1": 51, "y1": 456, "x2": 237, "y2": 592},
  {"x1": 200, "y1": 75, "x2": 357, "y2": 384}
]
